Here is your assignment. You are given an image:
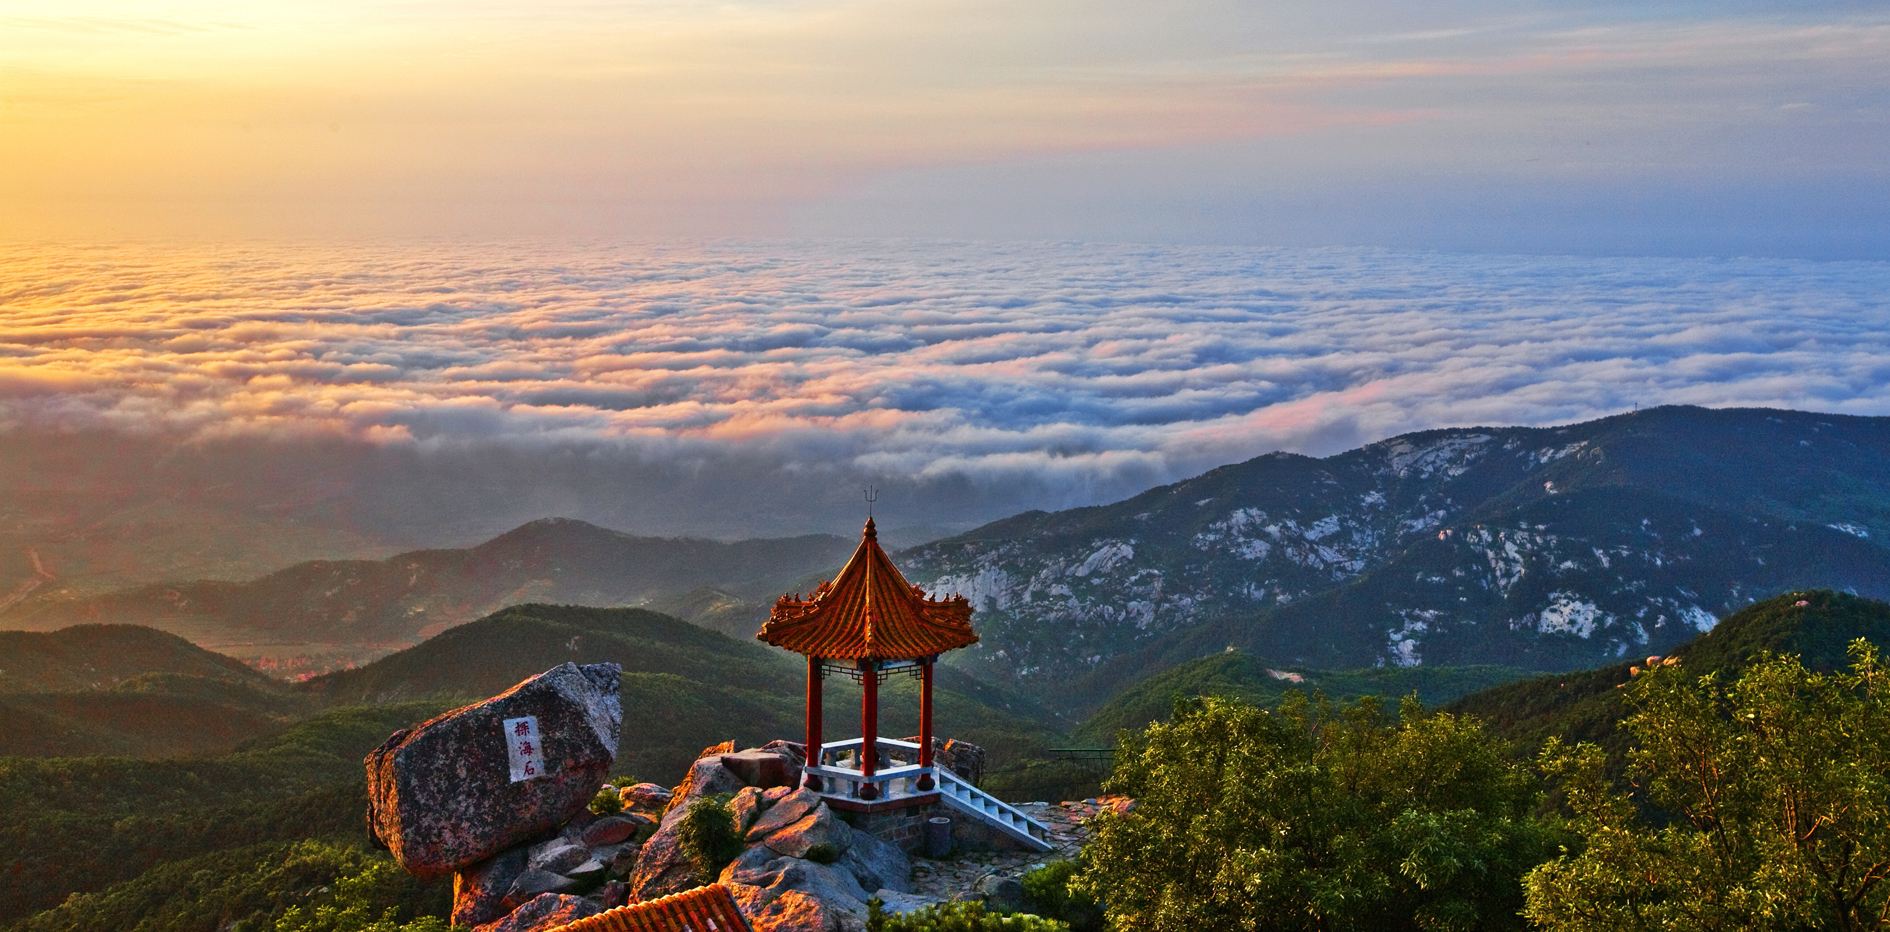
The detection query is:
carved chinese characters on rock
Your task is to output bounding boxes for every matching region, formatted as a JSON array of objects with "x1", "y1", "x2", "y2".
[{"x1": 504, "y1": 715, "x2": 545, "y2": 782}]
